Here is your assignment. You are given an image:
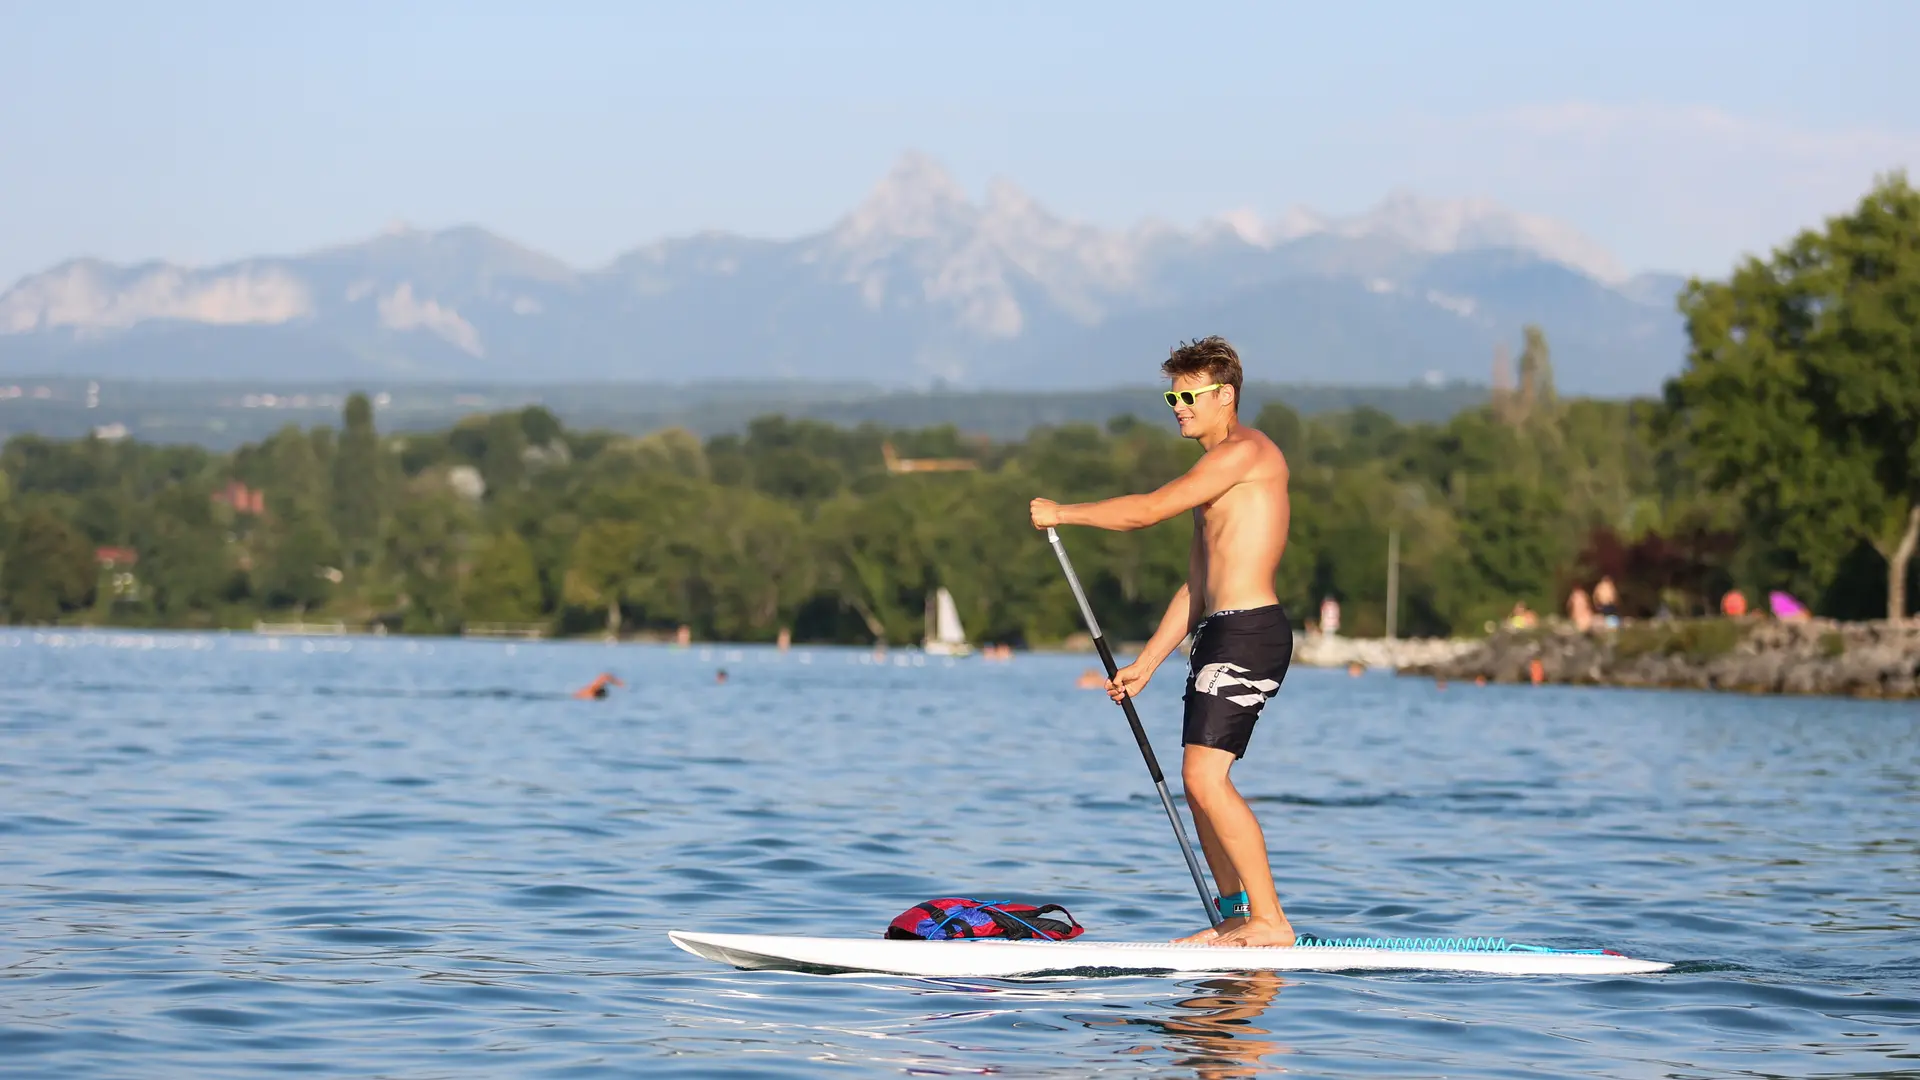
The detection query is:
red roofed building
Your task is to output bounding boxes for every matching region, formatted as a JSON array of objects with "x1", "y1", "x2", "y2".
[
  {"x1": 213, "y1": 480, "x2": 265, "y2": 515},
  {"x1": 95, "y1": 546, "x2": 139, "y2": 568}
]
